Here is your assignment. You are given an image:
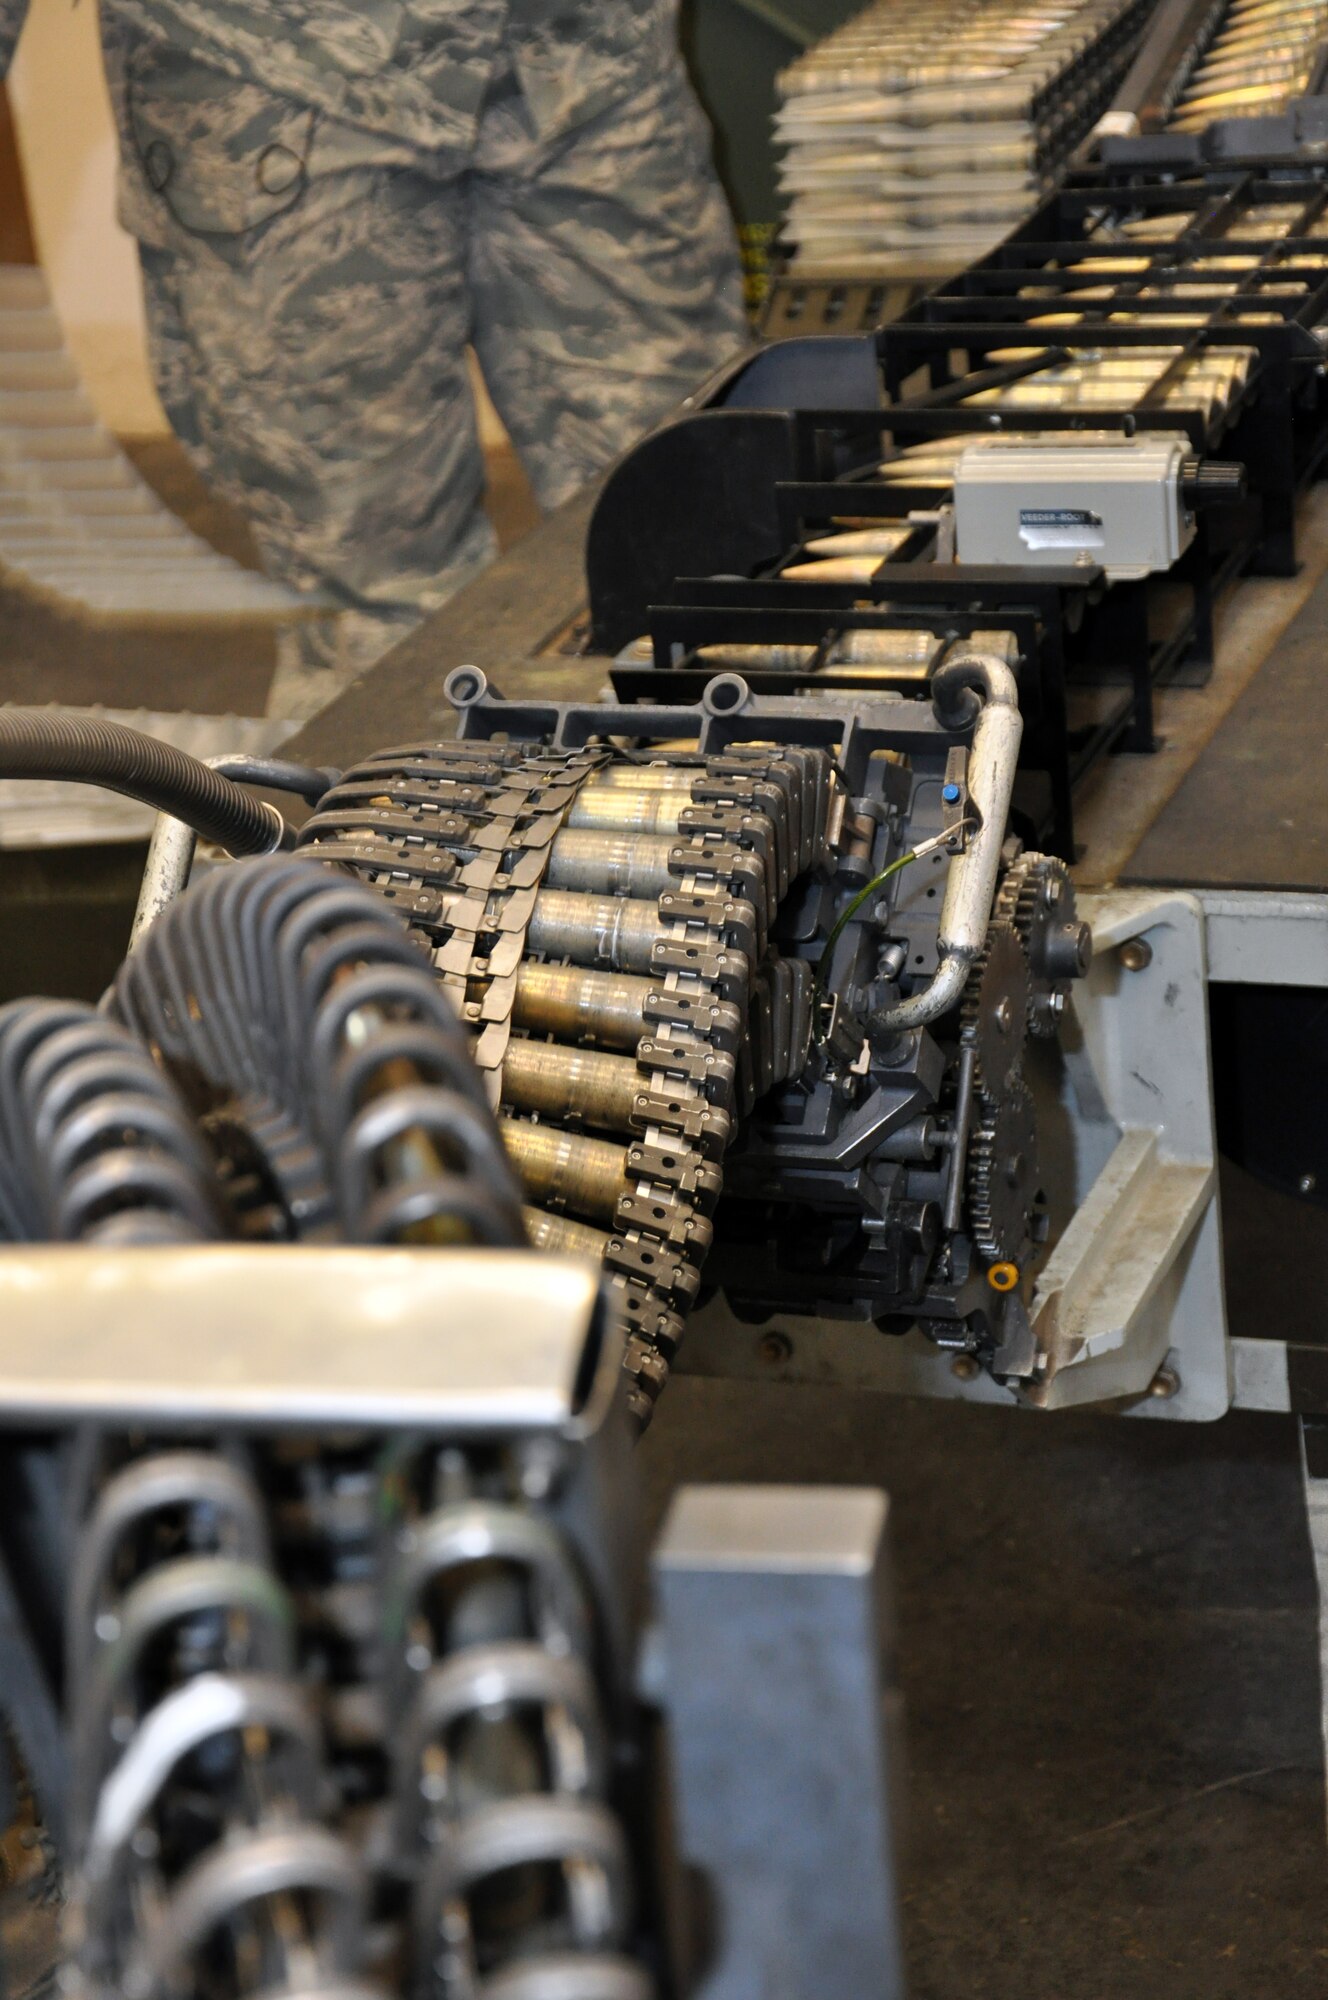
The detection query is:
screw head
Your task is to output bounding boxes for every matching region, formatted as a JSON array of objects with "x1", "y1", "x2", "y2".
[
  {"x1": 1300, "y1": 1173, "x2": 1317, "y2": 1196},
  {"x1": 1118, "y1": 938, "x2": 1153, "y2": 972},
  {"x1": 995, "y1": 997, "x2": 1013, "y2": 1032},
  {"x1": 759, "y1": 1331, "x2": 793, "y2": 1366},
  {"x1": 1148, "y1": 1364, "x2": 1180, "y2": 1400},
  {"x1": 951, "y1": 1353, "x2": 981, "y2": 1382}
]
